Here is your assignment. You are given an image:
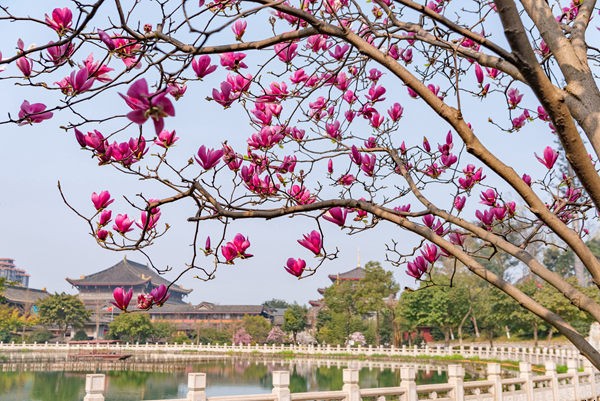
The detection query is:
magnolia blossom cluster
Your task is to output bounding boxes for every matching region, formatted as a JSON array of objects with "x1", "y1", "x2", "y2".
[{"x1": 111, "y1": 284, "x2": 170, "y2": 312}]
